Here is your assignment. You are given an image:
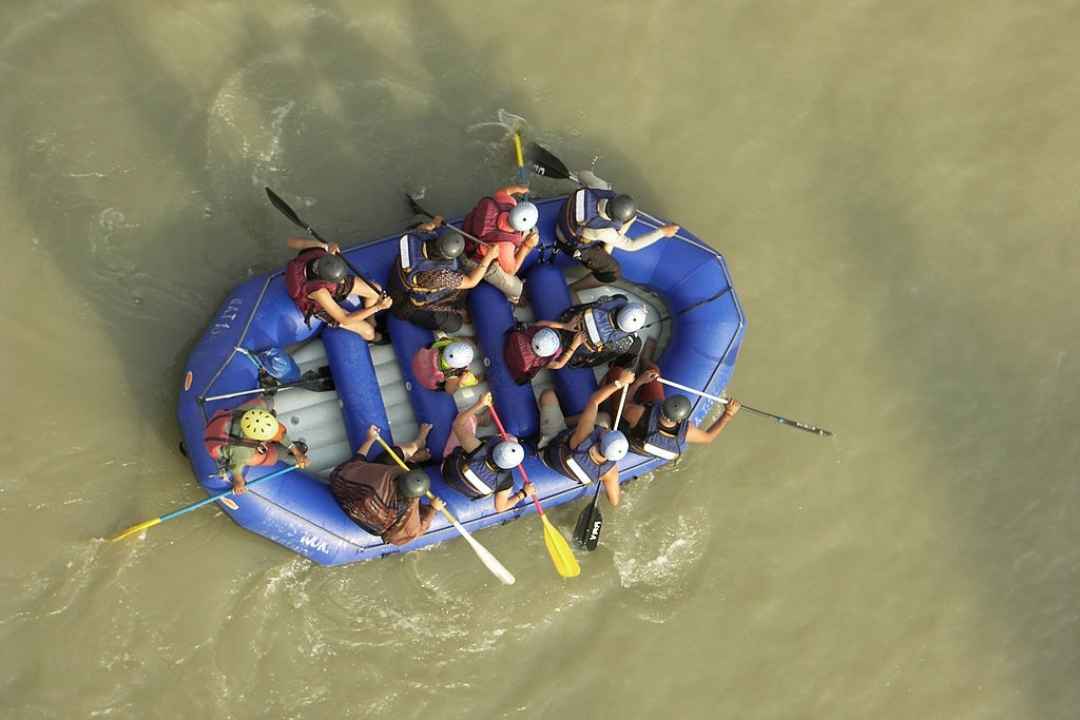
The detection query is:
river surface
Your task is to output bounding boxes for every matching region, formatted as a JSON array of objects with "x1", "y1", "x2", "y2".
[{"x1": 3, "y1": 2, "x2": 1080, "y2": 718}]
